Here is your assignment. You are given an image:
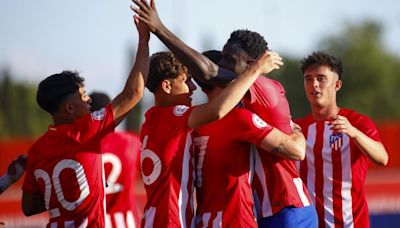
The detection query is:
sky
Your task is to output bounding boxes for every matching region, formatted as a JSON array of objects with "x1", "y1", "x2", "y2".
[{"x1": 1, "y1": 0, "x2": 399, "y2": 108}]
